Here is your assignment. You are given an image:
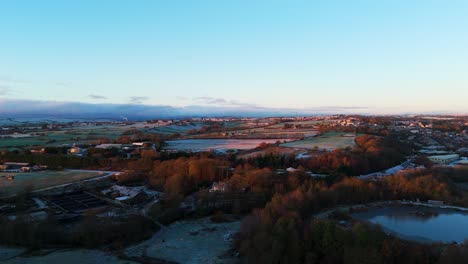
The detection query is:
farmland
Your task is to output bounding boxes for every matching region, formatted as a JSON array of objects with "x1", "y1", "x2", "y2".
[
  {"x1": 164, "y1": 139, "x2": 290, "y2": 152},
  {"x1": 0, "y1": 122, "x2": 156, "y2": 149},
  {"x1": 0, "y1": 170, "x2": 102, "y2": 196},
  {"x1": 189, "y1": 120, "x2": 331, "y2": 139},
  {"x1": 281, "y1": 132, "x2": 356, "y2": 150}
]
